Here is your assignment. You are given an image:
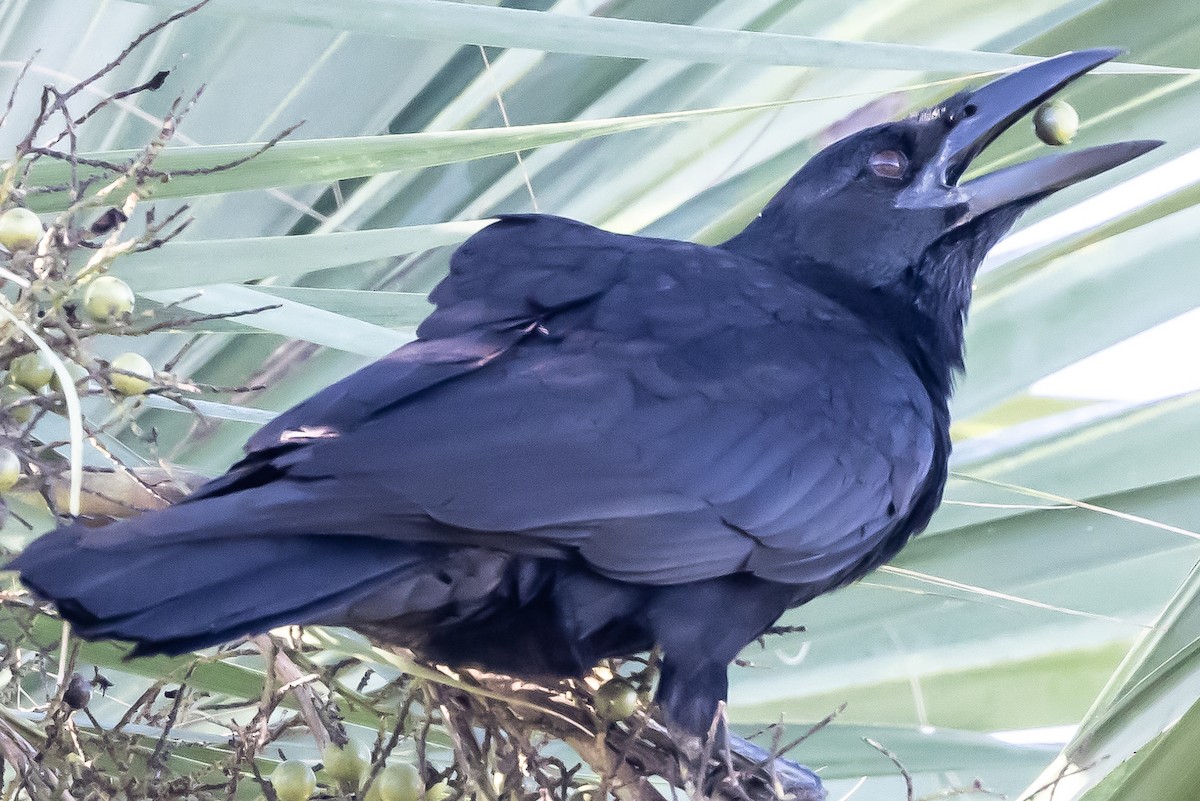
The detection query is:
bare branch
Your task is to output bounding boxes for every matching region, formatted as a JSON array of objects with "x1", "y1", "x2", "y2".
[
  {"x1": 0, "y1": 51, "x2": 39, "y2": 134},
  {"x1": 54, "y1": 1, "x2": 210, "y2": 109},
  {"x1": 164, "y1": 119, "x2": 305, "y2": 178},
  {"x1": 865, "y1": 737, "x2": 914, "y2": 801}
]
